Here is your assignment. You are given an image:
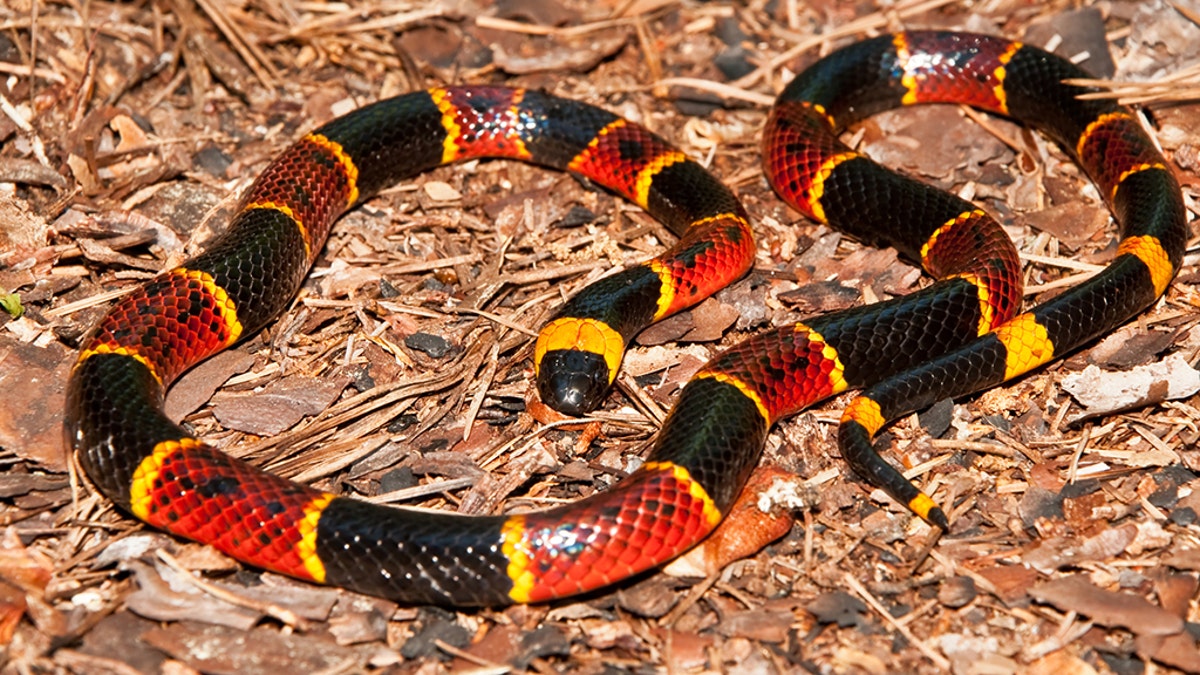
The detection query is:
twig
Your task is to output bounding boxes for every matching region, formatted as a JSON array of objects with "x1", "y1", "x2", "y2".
[
  {"x1": 1063, "y1": 60, "x2": 1200, "y2": 105},
  {"x1": 433, "y1": 639, "x2": 510, "y2": 672},
  {"x1": 958, "y1": 105, "x2": 1024, "y2": 154},
  {"x1": 193, "y1": 0, "x2": 278, "y2": 87},
  {"x1": 1024, "y1": 268, "x2": 1101, "y2": 295},
  {"x1": 929, "y1": 438, "x2": 1015, "y2": 458},
  {"x1": 1020, "y1": 253, "x2": 1105, "y2": 273},
  {"x1": 475, "y1": 15, "x2": 631, "y2": 38},
  {"x1": 0, "y1": 61, "x2": 65, "y2": 84},
  {"x1": 462, "y1": 341, "x2": 501, "y2": 442},
  {"x1": 366, "y1": 477, "x2": 477, "y2": 505},
  {"x1": 449, "y1": 306, "x2": 539, "y2": 337},
  {"x1": 156, "y1": 550, "x2": 305, "y2": 628},
  {"x1": 650, "y1": 77, "x2": 776, "y2": 106},
  {"x1": 0, "y1": 91, "x2": 50, "y2": 166},
  {"x1": 843, "y1": 572, "x2": 952, "y2": 671},
  {"x1": 661, "y1": 571, "x2": 722, "y2": 628},
  {"x1": 366, "y1": 252, "x2": 483, "y2": 276},
  {"x1": 1174, "y1": 0, "x2": 1200, "y2": 27},
  {"x1": 276, "y1": 4, "x2": 444, "y2": 40},
  {"x1": 288, "y1": 434, "x2": 390, "y2": 483},
  {"x1": 44, "y1": 285, "x2": 141, "y2": 318}
]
